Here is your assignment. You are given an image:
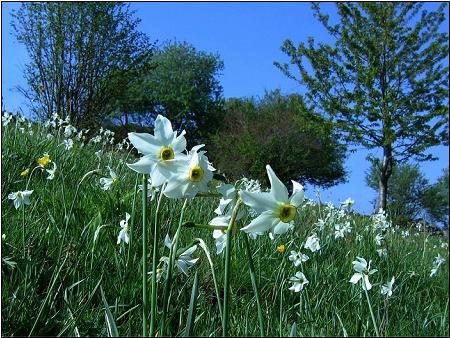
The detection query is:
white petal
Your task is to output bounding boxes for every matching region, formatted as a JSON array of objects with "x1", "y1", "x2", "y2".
[
  {"x1": 240, "y1": 210, "x2": 279, "y2": 234},
  {"x1": 154, "y1": 115, "x2": 175, "y2": 145},
  {"x1": 171, "y1": 130, "x2": 187, "y2": 153},
  {"x1": 150, "y1": 164, "x2": 168, "y2": 187},
  {"x1": 289, "y1": 181, "x2": 304, "y2": 207},
  {"x1": 239, "y1": 190, "x2": 278, "y2": 214},
  {"x1": 209, "y1": 216, "x2": 230, "y2": 227},
  {"x1": 164, "y1": 234, "x2": 172, "y2": 249},
  {"x1": 266, "y1": 165, "x2": 289, "y2": 202},
  {"x1": 272, "y1": 221, "x2": 292, "y2": 235},
  {"x1": 349, "y1": 273, "x2": 362, "y2": 284},
  {"x1": 128, "y1": 132, "x2": 161, "y2": 155},
  {"x1": 364, "y1": 275, "x2": 372, "y2": 291},
  {"x1": 127, "y1": 155, "x2": 156, "y2": 174}
]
